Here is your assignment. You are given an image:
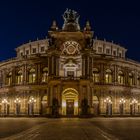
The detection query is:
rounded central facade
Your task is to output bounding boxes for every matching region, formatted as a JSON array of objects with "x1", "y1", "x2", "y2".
[{"x1": 0, "y1": 9, "x2": 140, "y2": 117}]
